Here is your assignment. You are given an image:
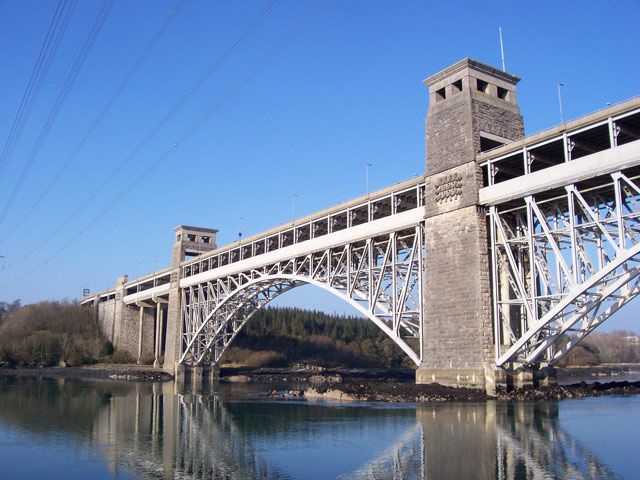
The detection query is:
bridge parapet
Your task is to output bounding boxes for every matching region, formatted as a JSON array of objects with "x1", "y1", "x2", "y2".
[{"x1": 179, "y1": 176, "x2": 425, "y2": 281}]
